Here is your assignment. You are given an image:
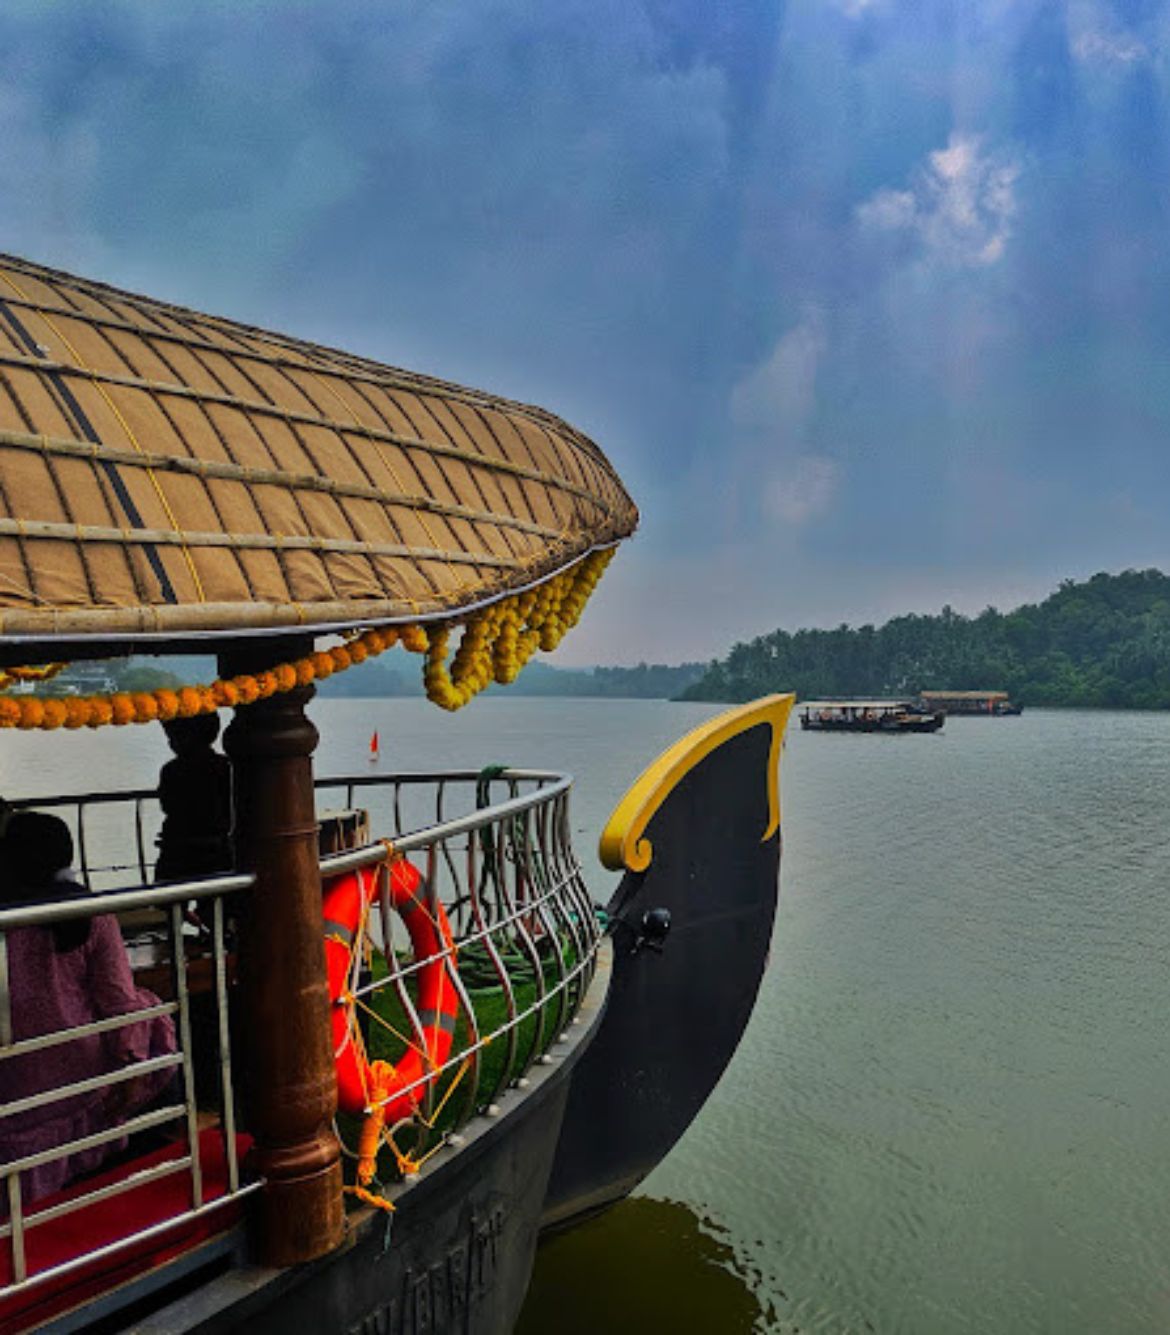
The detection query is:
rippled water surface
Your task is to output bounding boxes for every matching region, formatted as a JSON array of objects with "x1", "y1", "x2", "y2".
[
  {"x1": 6, "y1": 699, "x2": 1169, "y2": 1333},
  {"x1": 528, "y1": 703, "x2": 1170, "y2": 1335}
]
